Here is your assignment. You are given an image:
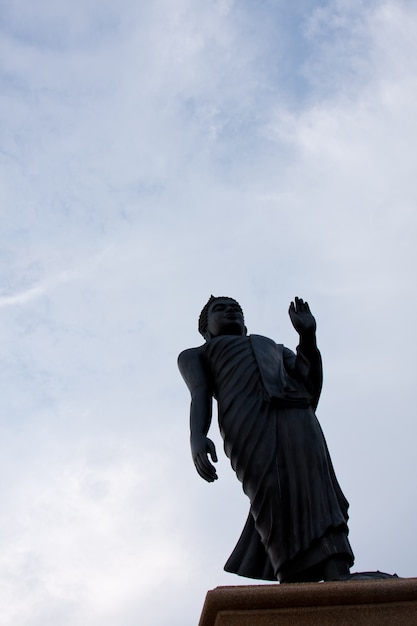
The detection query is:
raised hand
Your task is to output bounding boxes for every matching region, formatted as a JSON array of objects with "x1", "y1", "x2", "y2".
[
  {"x1": 288, "y1": 297, "x2": 317, "y2": 337},
  {"x1": 191, "y1": 434, "x2": 218, "y2": 482}
]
